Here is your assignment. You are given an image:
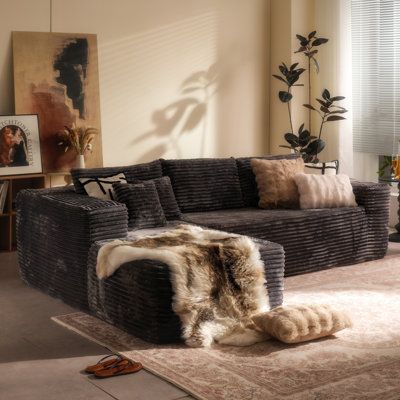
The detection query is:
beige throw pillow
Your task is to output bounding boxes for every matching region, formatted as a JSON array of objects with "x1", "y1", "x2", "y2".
[
  {"x1": 252, "y1": 304, "x2": 352, "y2": 344},
  {"x1": 251, "y1": 158, "x2": 304, "y2": 209},
  {"x1": 293, "y1": 173, "x2": 357, "y2": 209}
]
